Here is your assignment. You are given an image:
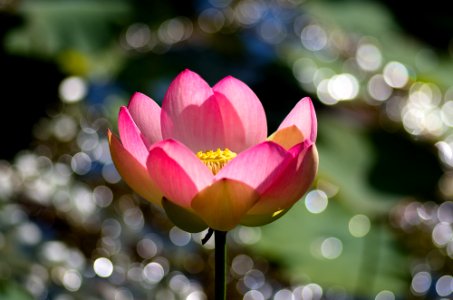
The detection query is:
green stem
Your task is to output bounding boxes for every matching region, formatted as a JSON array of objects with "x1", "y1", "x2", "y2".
[{"x1": 214, "y1": 230, "x2": 227, "y2": 300}]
